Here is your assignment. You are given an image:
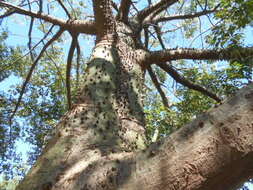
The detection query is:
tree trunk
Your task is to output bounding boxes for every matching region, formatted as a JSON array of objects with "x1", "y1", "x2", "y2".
[
  {"x1": 16, "y1": 21, "x2": 148, "y2": 190},
  {"x1": 16, "y1": 20, "x2": 253, "y2": 190}
]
